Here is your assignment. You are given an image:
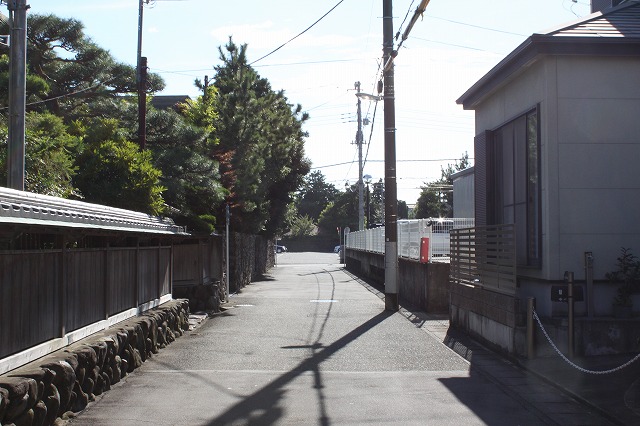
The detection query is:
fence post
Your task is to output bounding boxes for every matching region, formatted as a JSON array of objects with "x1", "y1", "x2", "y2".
[
  {"x1": 59, "y1": 235, "x2": 67, "y2": 338},
  {"x1": 527, "y1": 297, "x2": 535, "y2": 359},
  {"x1": 105, "y1": 243, "x2": 110, "y2": 321},
  {"x1": 565, "y1": 271, "x2": 575, "y2": 359},
  {"x1": 135, "y1": 238, "x2": 140, "y2": 310}
]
